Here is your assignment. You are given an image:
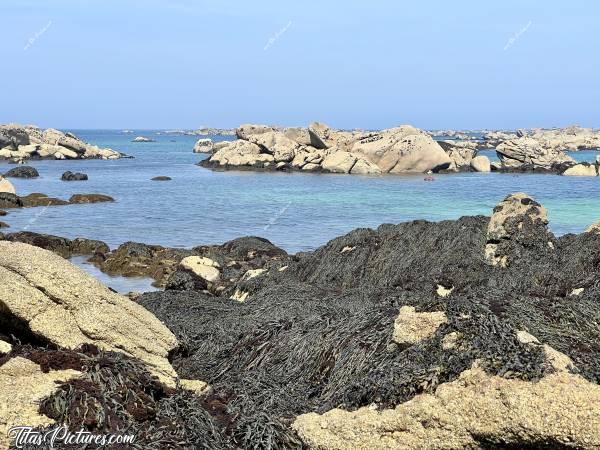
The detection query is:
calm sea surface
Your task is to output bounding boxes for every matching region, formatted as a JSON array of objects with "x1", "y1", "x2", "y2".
[{"x1": 1, "y1": 131, "x2": 599, "y2": 291}]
